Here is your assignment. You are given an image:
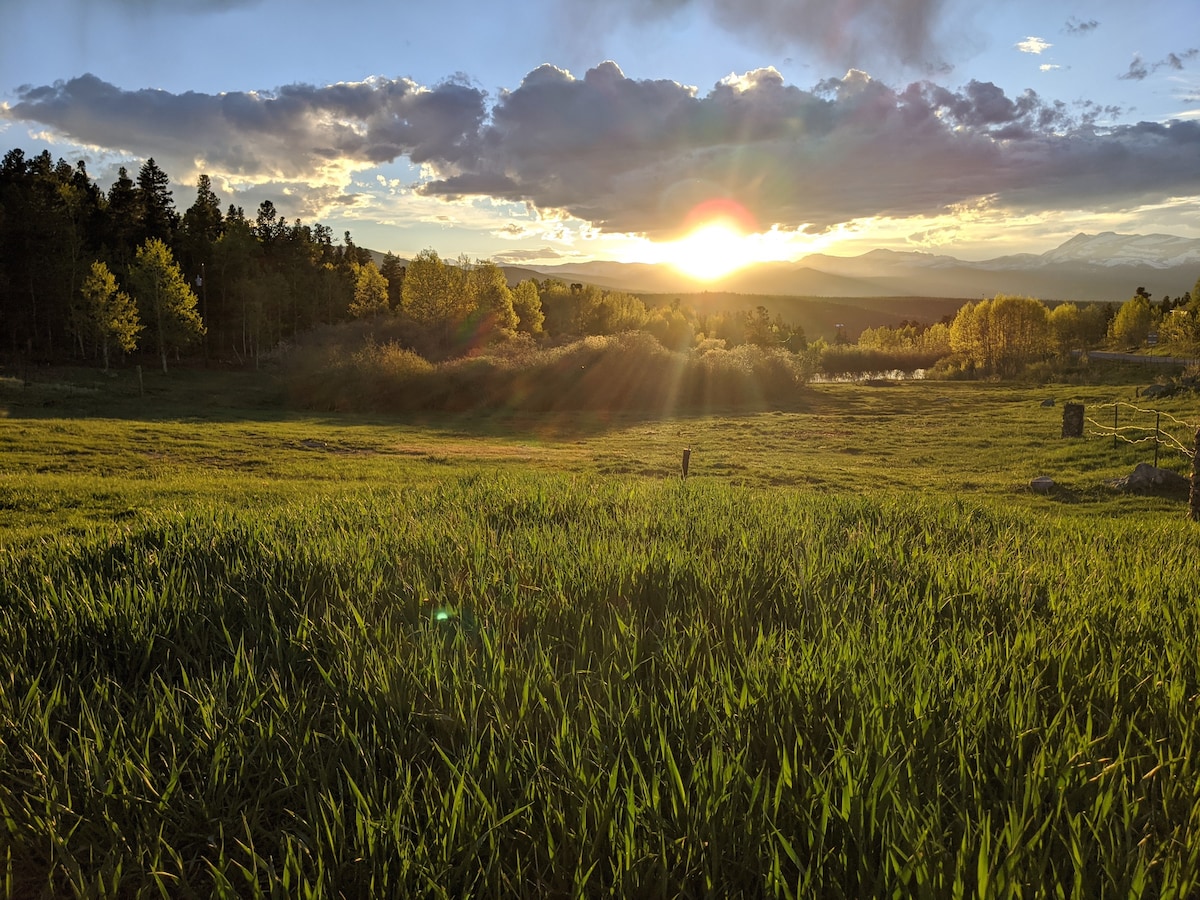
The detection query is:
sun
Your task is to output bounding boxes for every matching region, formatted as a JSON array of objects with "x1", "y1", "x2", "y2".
[
  {"x1": 667, "y1": 220, "x2": 755, "y2": 281},
  {"x1": 661, "y1": 198, "x2": 763, "y2": 281}
]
